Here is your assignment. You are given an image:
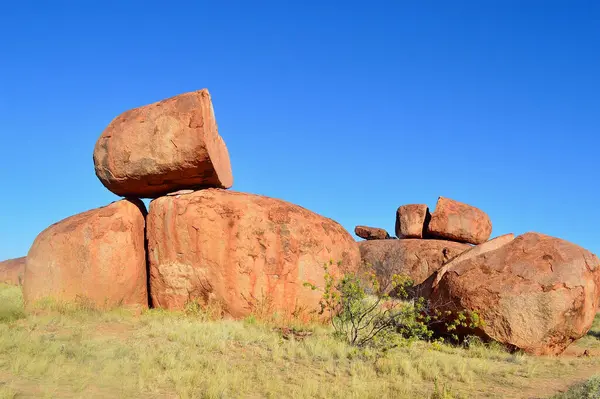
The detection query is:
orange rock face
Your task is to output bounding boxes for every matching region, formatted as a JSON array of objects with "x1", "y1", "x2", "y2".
[
  {"x1": 395, "y1": 204, "x2": 429, "y2": 238},
  {"x1": 0, "y1": 257, "x2": 25, "y2": 286},
  {"x1": 147, "y1": 189, "x2": 360, "y2": 319},
  {"x1": 426, "y1": 197, "x2": 492, "y2": 244},
  {"x1": 430, "y1": 233, "x2": 600, "y2": 355},
  {"x1": 358, "y1": 239, "x2": 470, "y2": 292},
  {"x1": 432, "y1": 233, "x2": 515, "y2": 287},
  {"x1": 93, "y1": 89, "x2": 233, "y2": 198},
  {"x1": 354, "y1": 225, "x2": 390, "y2": 240},
  {"x1": 24, "y1": 200, "x2": 148, "y2": 309}
]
